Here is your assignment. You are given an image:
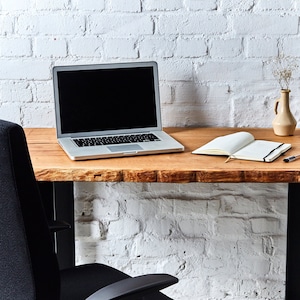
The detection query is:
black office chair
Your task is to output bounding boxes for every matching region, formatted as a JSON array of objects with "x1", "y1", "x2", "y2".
[{"x1": 0, "y1": 119, "x2": 178, "y2": 300}]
